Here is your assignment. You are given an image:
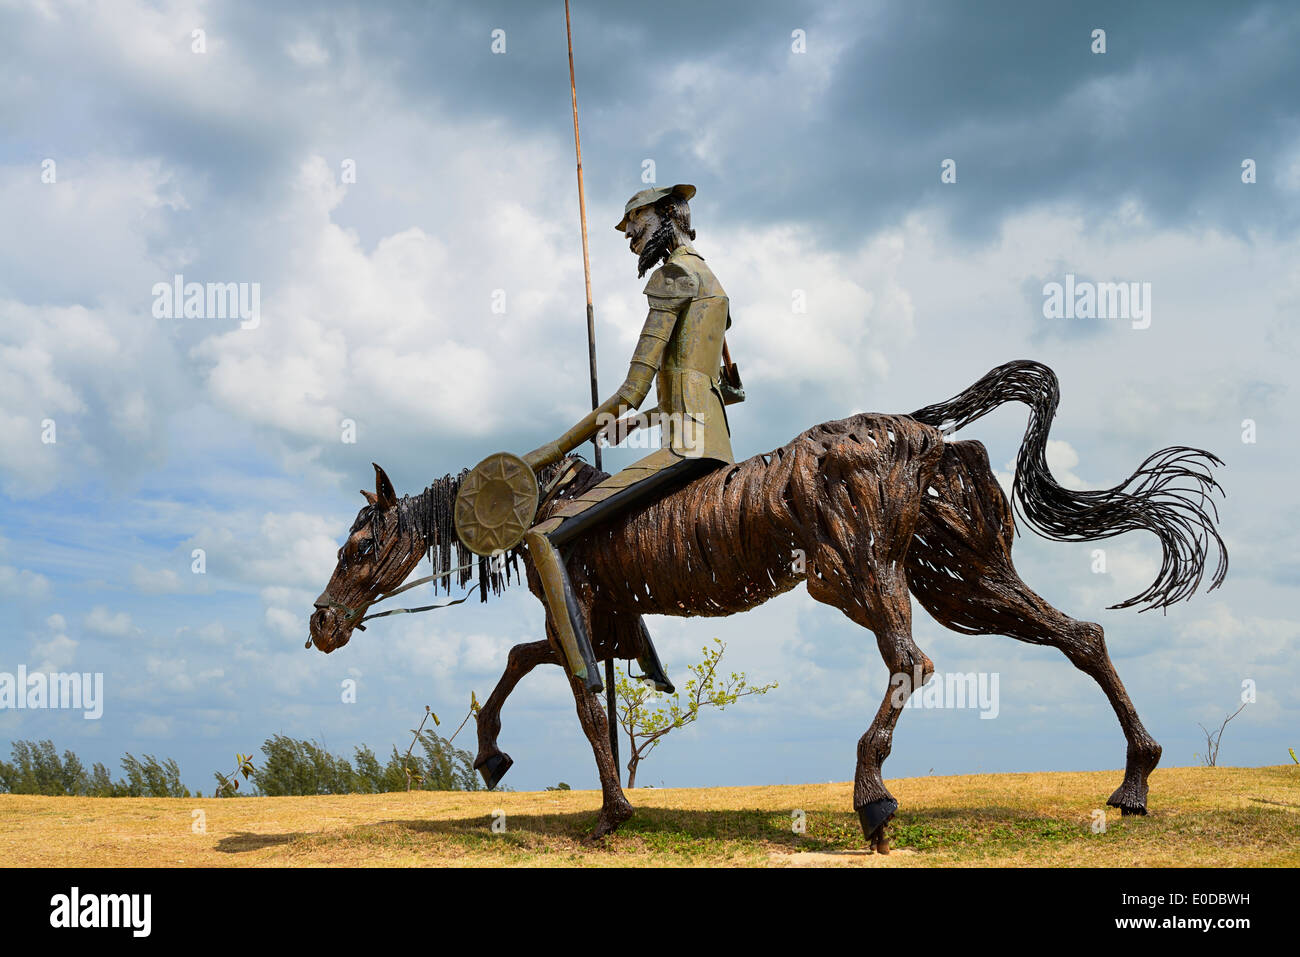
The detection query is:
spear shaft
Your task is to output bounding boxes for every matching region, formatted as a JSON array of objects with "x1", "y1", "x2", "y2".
[
  {"x1": 564, "y1": 0, "x2": 619, "y2": 772},
  {"x1": 565, "y1": 0, "x2": 601, "y2": 472}
]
